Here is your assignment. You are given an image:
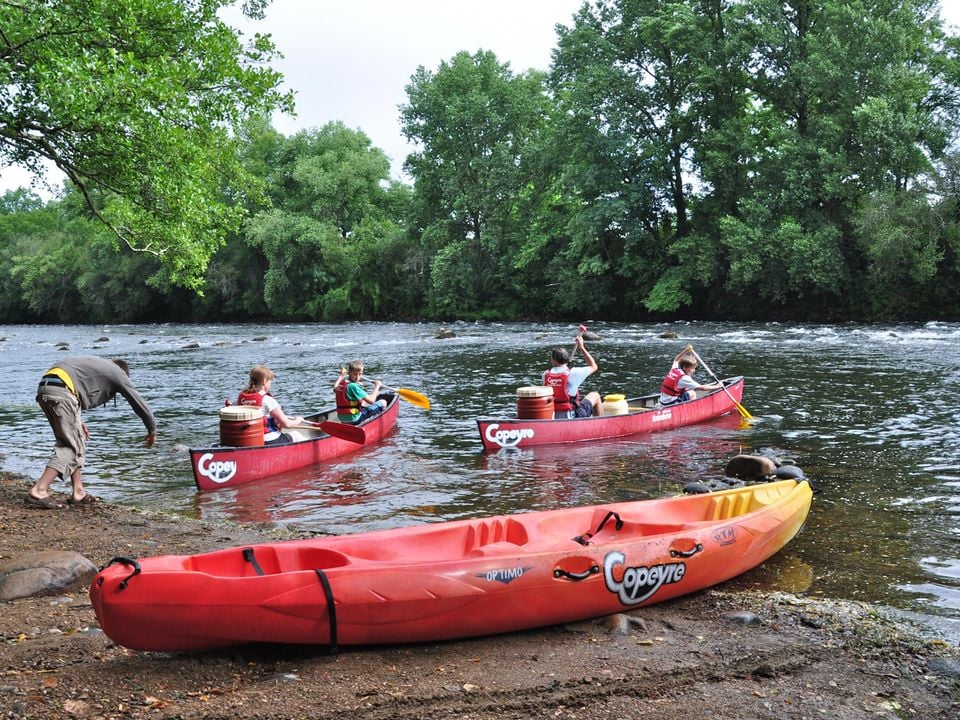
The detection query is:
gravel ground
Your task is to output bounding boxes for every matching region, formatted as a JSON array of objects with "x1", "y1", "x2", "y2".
[{"x1": 1, "y1": 471, "x2": 958, "y2": 719}]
